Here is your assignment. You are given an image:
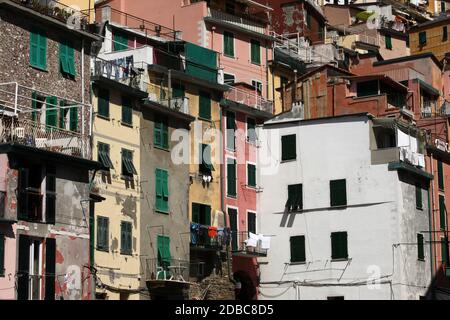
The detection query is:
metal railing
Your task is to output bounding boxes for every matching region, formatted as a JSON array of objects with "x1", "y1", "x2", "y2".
[
  {"x1": 190, "y1": 223, "x2": 226, "y2": 249},
  {"x1": 0, "y1": 117, "x2": 90, "y2": 158},
  {"x1": 145, "y1": 258, "x2": 190, "y2": 282},
  {"x1": 224, "y1": 85, "x2": 273, "y2": 114},
  {"x1": 206, "y1": 8, "x2": 267, "y2": 34},
  {"x1": 12, "y1": 0, "x2": 89, "y2": 29},
  {"x1": 92, "y1": 57, "x2": 145, "y2": 91},
  {"x1": 231, "y1": 231, "x2": 268, "y2": 256},
  {"x1": 147, "y1": 82, "x2": 190, "y2": 115},
  {"x1": 92, "y1": 6, "x2": 181, "y2": 41}
]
